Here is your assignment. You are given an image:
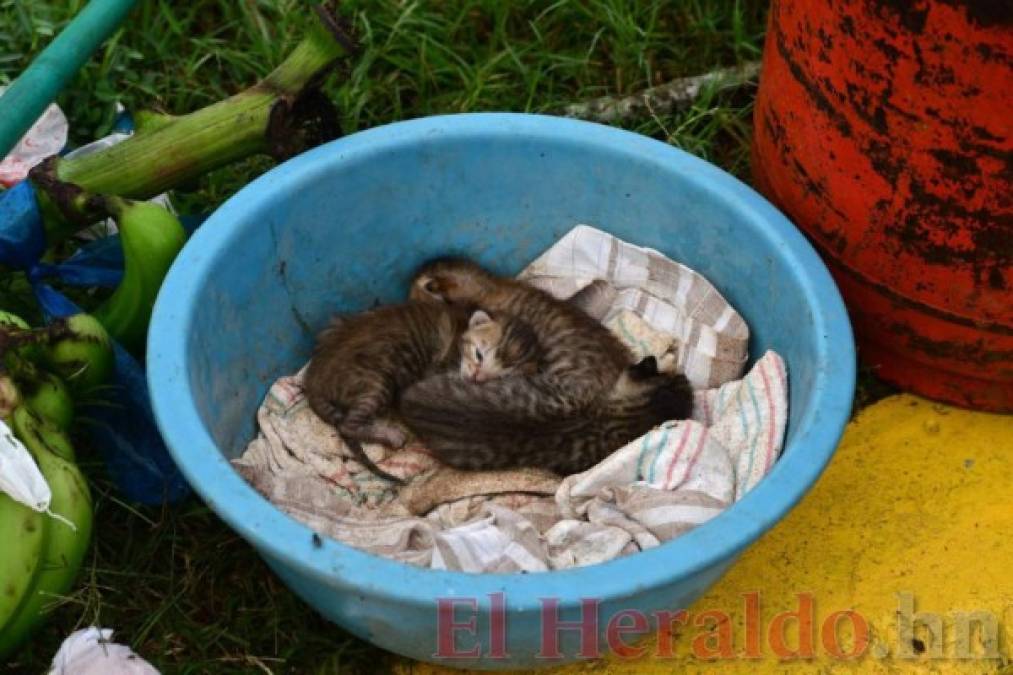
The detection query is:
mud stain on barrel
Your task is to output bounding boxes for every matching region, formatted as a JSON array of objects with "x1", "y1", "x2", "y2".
[
  {"x1": 937, "y1": 0, "x2": 1013, "y2": 29},
  {"x1": 886, "y1": 178, "x2": 1012, "y2": 291},
  {"x1": 773, "y1": 22, "x2": 853, "y2": 138},
  {"x1": 889, "y1": 321, "x2": 1013, "y2": 367},
  {"x1": 868, "y1": 0, "x2": 930, "y2": 34}
]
